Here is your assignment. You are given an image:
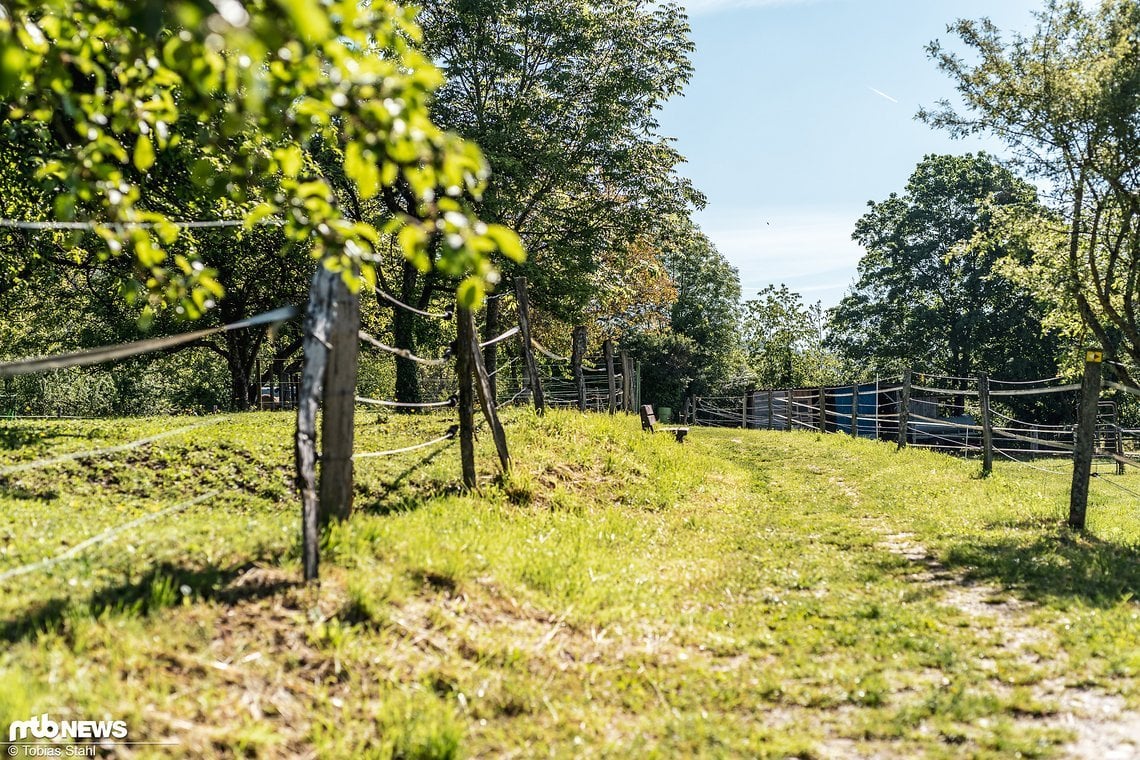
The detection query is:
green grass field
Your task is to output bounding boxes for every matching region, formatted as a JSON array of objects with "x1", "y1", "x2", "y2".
[{"x1": 1, "y1": 410, "x2": 1139, "y2": 758}]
